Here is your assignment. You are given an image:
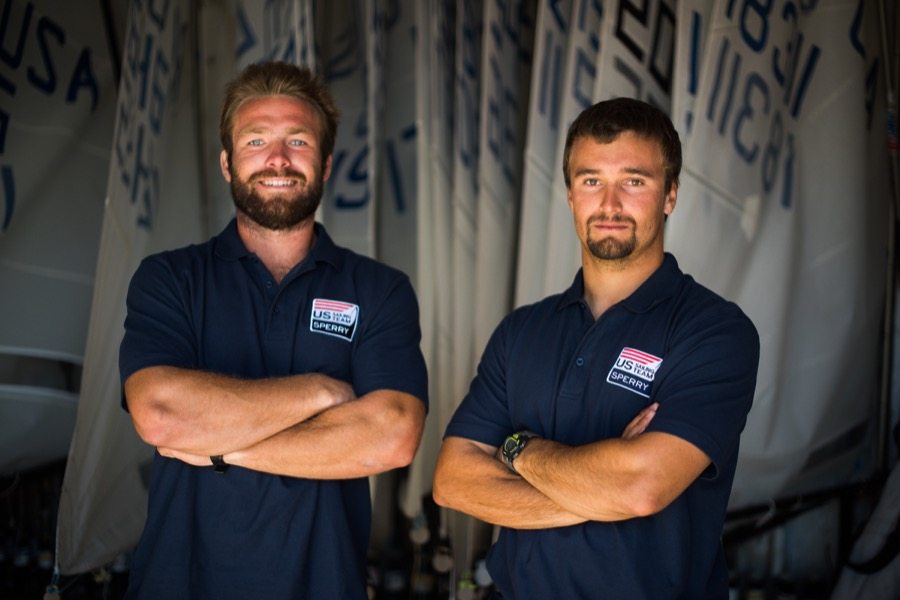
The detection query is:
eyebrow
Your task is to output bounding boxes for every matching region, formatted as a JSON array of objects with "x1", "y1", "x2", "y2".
[
  {"x1": 622, "y1": 166, "x2": 655, "y2": 178},
  {"x1": 572, "y1": 166, "x2": 657, "y2": 178},
  {"x1": 572, "y1": 167, "x2": 599, "y2": 178},
  {"x1": 235, "y1": 125, "x2": 315, "y2": 137}
]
